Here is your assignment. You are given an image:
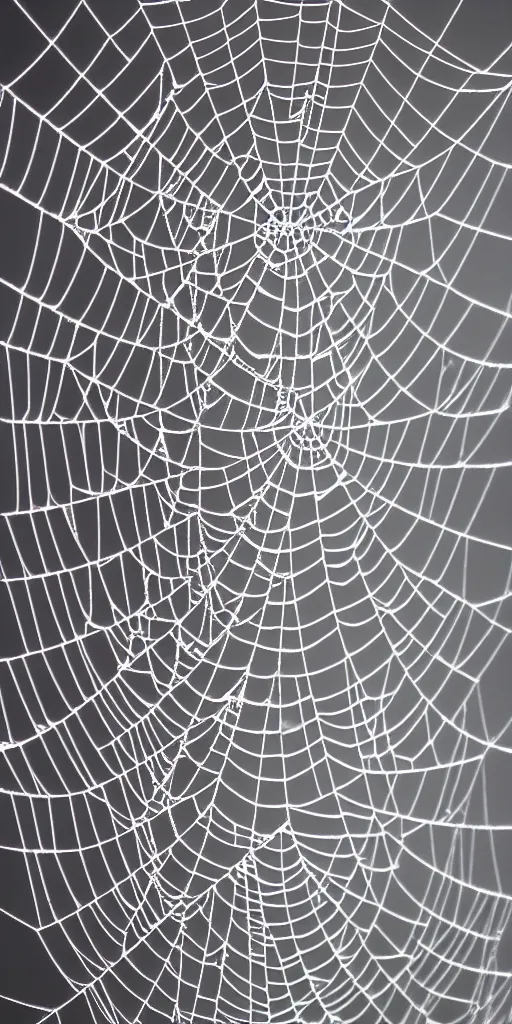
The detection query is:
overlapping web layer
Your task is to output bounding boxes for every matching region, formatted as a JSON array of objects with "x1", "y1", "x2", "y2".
[{"x1": 1, "y1": 0, "x2": 512, "y2": 1022}]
